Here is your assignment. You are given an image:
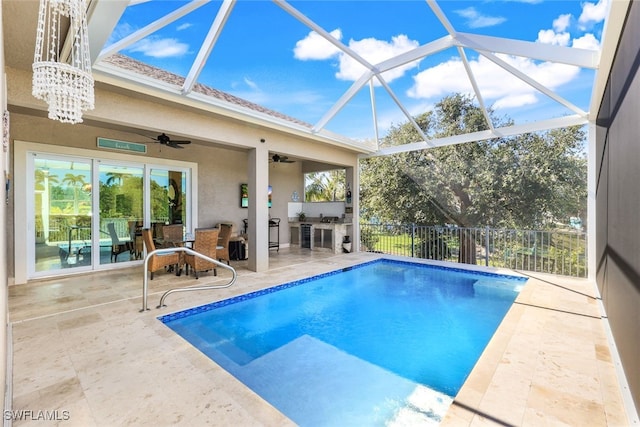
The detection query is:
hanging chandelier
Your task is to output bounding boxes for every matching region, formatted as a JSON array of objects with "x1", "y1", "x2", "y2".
[{"x1": 32, "y1": 0, "x2": 94, "y2": 124}]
